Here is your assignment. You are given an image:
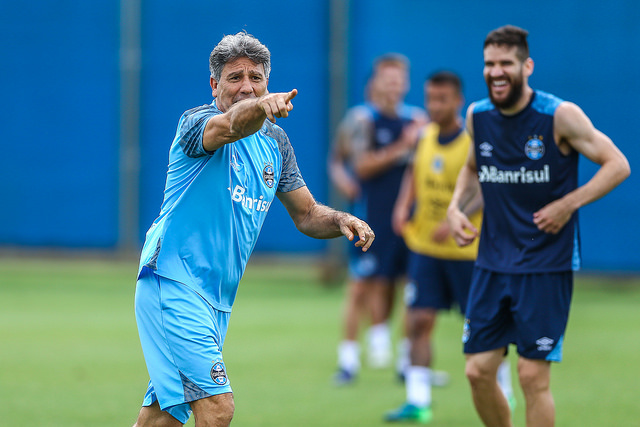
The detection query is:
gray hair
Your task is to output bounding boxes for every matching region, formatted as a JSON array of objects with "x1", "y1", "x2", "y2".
[{"x1": 209, "y1": 31, "x2": 271, "y2": 81}]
